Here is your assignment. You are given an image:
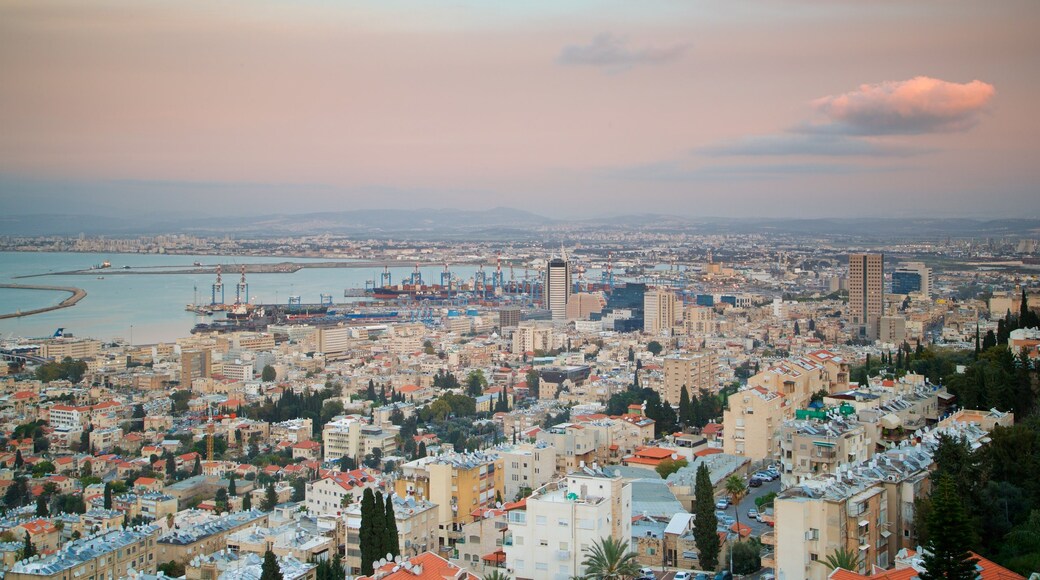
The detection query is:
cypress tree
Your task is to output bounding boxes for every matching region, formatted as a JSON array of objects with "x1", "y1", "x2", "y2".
[
  {"x1": 693, "y1": 464, "x2": 720, "y2": 570},
  {"x1": 14, "y1": 450, "x2": 23, "y2": 469},
  {"x1": 35, "y1": 494, "x2": 48, "y2": 517},
  {"x1": 261, "y1": 482, "x2": 278, "y2": 511},
  {"x1": 192, "y1": 455, "x2": 202, "y2": 476},
  {"x1": 260, "y1": 550, "x2": 284, "y2": 580},
  {"x1": 228, "y1": 475, "x2": 237, "y2": 497},
  {"x1": 920, "y1": 475, "x2": 978, "y2": 580},
  {"x1": 360, "y1": 488, "x2": 376, "y2": 575},
  {"x1": 384, "y1": 494, "x2": 400, "y2": 557},
  {"x1": 21, "y1": 531, "x2": 36, "y2": 559},
  {"x1": 242, "y1": 491, "x2": 252, "y2": 511},
  {"x1": 104, "y1": 482, "x2": 113, "y2": 509},
  {"x1": 371, "y1": 491, "x2": 387, "y2": 562},
  {"x1": 166, "y1": 456, "x2": 176, "y2": 479},
  {"x1": 678, "y1": 386, "x2": 692, "y2": 428}
]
